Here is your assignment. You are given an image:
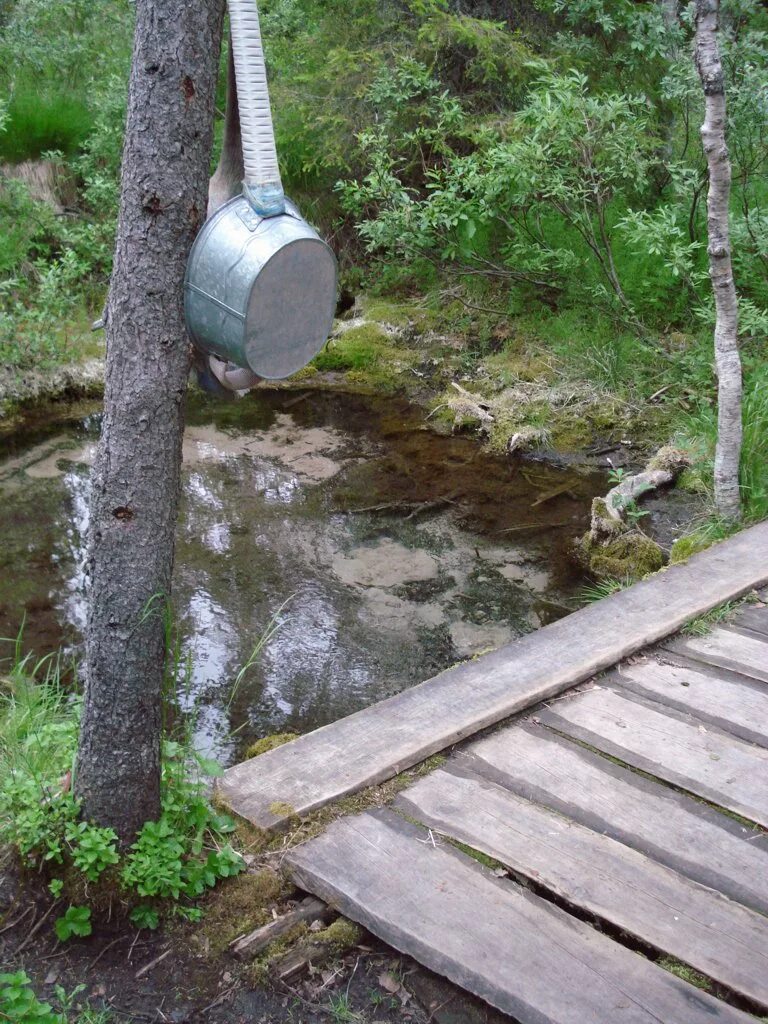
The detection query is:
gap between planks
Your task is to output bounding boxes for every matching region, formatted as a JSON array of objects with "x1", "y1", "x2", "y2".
[
  {"x1": 538, "y1": 685, "x2": 768, "y2": 828},
  {"x1": 286, "y1": 808, "x2": 755, "y2": 1024},
  {"x1": 397, "y1": 763, "x2": 768, "y2": 1009},
  {"x1": 461, "y1": 723, "x2": 768, "y2": 915}
]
